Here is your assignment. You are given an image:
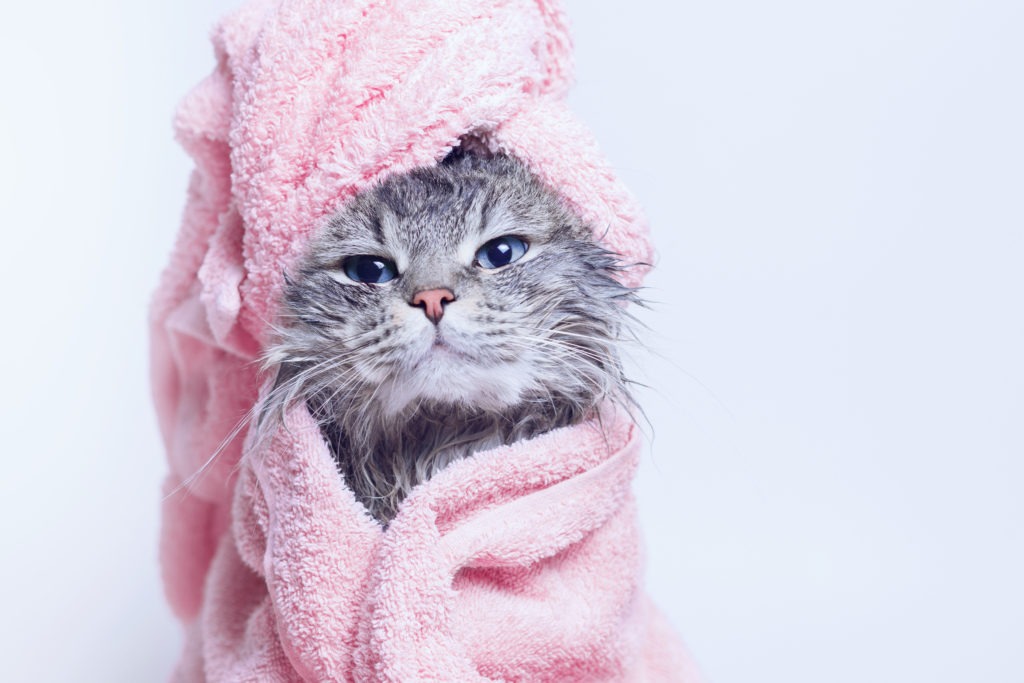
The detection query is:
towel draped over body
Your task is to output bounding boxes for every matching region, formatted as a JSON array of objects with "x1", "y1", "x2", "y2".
[{"x1": 152, "y1": 0, "x2": 701, "y2": 680}]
